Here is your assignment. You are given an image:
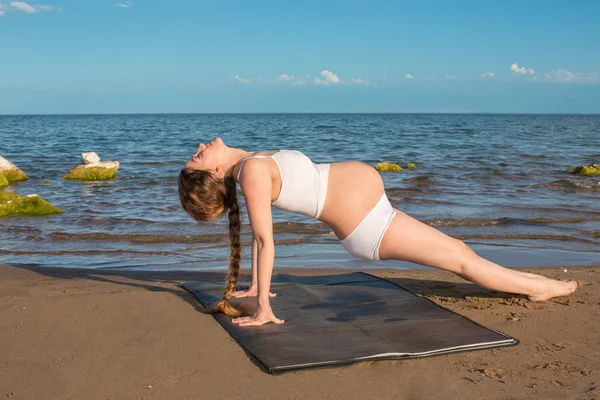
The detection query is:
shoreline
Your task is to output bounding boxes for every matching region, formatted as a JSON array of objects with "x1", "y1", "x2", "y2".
[
  {"x1": 1, "y1": 263, "x2": 598, "y2": 399},
  {"x1": 3, "y1": 239, "x2": 599, "y2": 271}
]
